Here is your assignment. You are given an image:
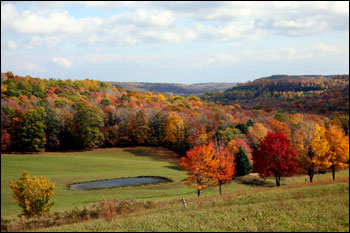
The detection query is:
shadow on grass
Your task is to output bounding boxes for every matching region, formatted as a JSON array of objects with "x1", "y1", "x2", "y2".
[
  {"x1": 123, "y1": 147, "x2": 181, "y2": 172},
  {"x1": 234, "y1": 175, "x2": 276, "y2": 187}
]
